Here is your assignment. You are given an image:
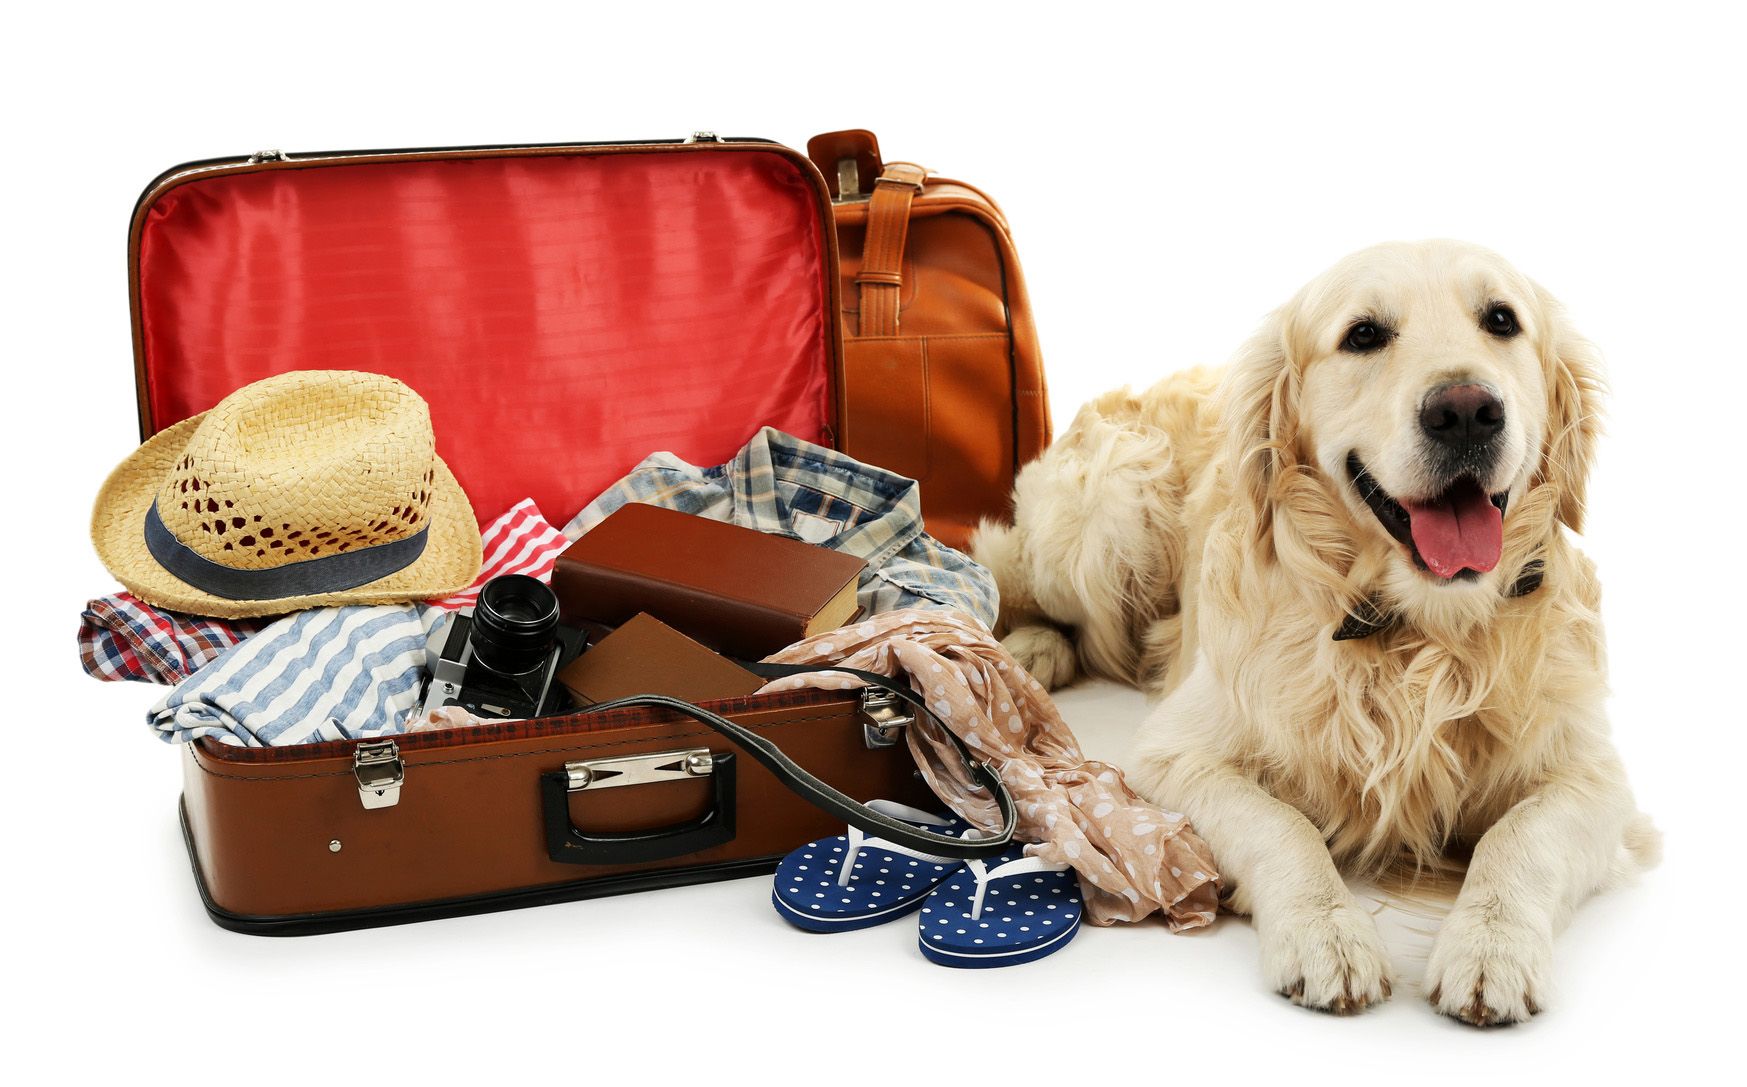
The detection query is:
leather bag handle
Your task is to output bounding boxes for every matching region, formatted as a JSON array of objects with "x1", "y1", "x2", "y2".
[
  {"x1": 854, "y1": 162, "x2": 927, "y2": 337},
  {"x1": 574, "y1": 662, "x2": 1017, "y2": 860}
]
